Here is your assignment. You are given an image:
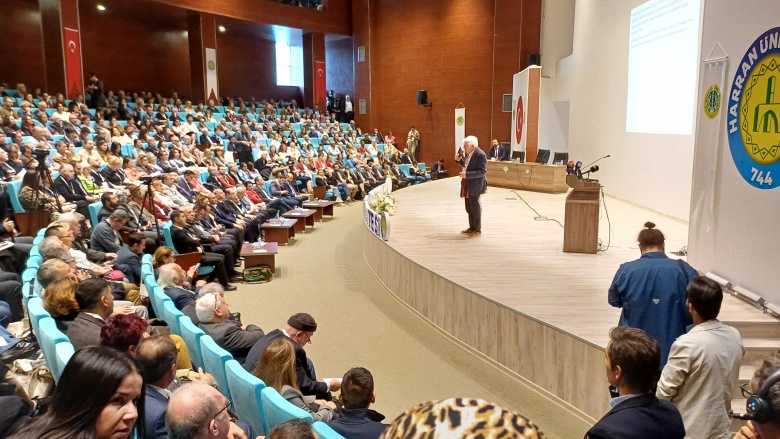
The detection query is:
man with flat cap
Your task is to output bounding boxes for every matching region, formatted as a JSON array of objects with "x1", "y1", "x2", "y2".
[{"x1": 243, "y1": 312, "x2": 341, "y2": 400}]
